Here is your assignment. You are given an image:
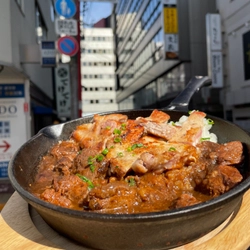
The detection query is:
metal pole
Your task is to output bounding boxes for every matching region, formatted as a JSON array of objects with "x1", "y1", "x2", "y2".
[{"x1": 76, "y1": 0, "x2": 82, "y2": 118}]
